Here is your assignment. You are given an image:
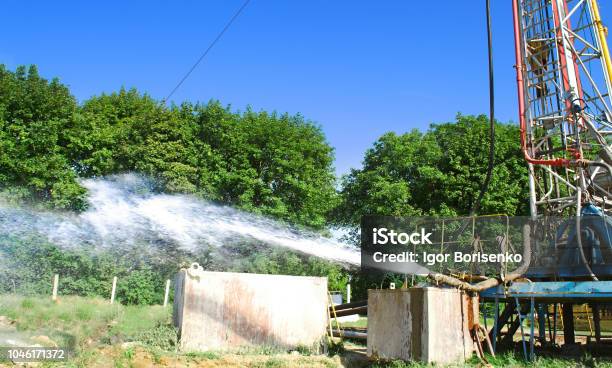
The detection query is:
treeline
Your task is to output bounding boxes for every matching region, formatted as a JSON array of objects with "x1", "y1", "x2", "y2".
[
  {"x1": 0, "y1": 65, "x2": 529, "y2": 226},
  {"x1": 0, "y1": 65, "x2": 335, "y2": 228},
  {"x1": 0, "y1": 65, "x2": 530, "y2": 303},
  {"x1": 335, "y1": 116, "x2": 530, "y2": 224}
]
